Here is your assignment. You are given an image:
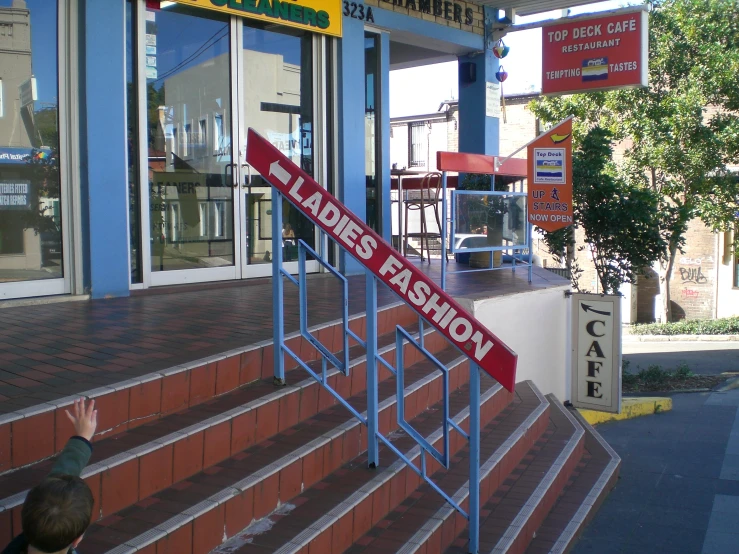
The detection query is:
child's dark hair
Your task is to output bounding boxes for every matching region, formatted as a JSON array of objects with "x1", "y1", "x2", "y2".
[{"x1": 21, "y1": 475, "x2": 94, "y2": 553}]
